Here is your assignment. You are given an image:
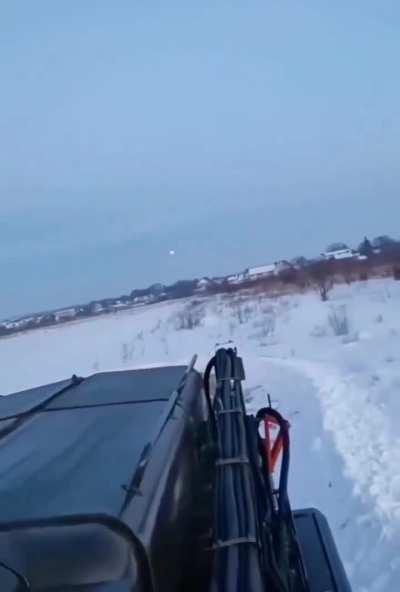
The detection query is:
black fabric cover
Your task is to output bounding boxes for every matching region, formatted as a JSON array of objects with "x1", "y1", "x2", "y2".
[
  {"x1": 0, "y1": 379, "x2": 72, "y2": 419},
  {"x1": 0, "y1": 366, "x2": 186, "y2": 522}
]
